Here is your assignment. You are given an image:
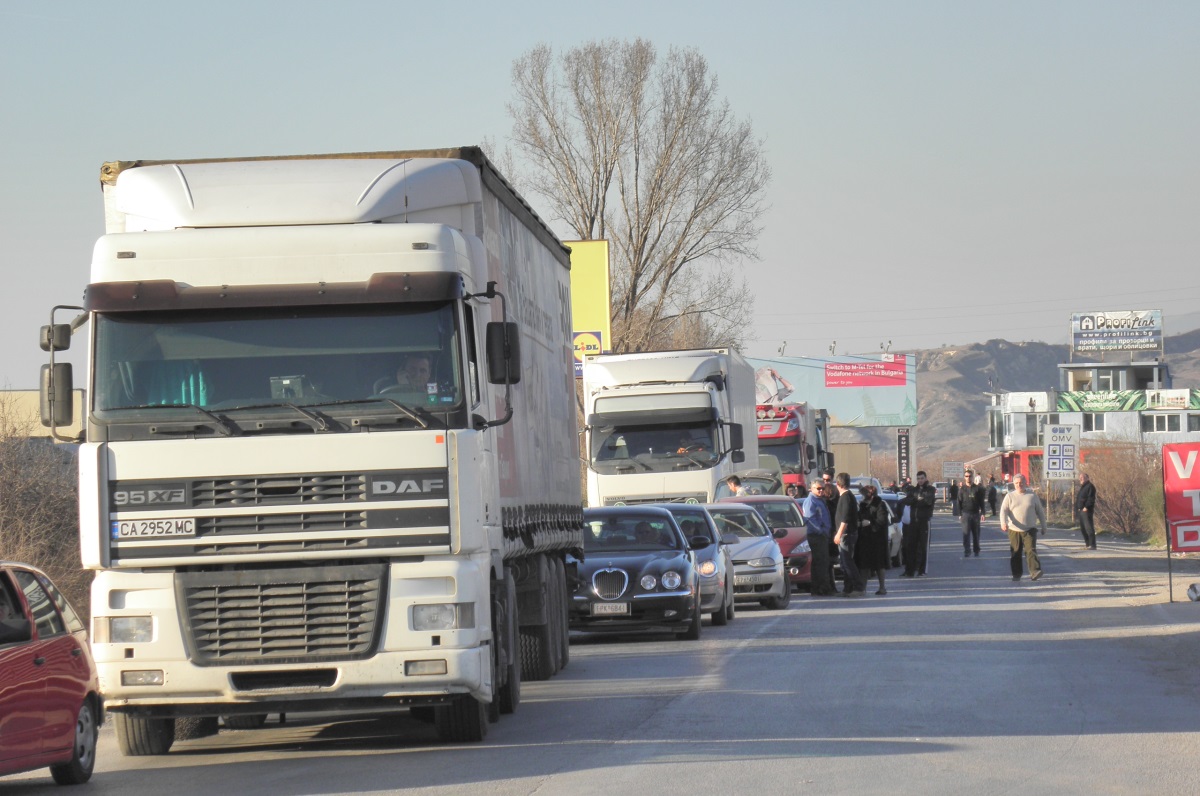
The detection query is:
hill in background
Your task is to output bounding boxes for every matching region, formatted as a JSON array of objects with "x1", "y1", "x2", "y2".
[{"x1": 831, "y1": 325, "x2": 1200, "y2": 473}]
